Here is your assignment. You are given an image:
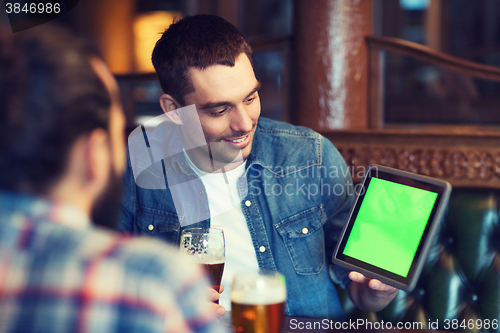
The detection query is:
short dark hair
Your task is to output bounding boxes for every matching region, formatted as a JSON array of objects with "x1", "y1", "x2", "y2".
[
  {"x1": 0, "y1": 25, "x2": 111, "y2": 193},
  {"x1": 151, "y1": 14, "x2": 252, "y2": 105}
]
